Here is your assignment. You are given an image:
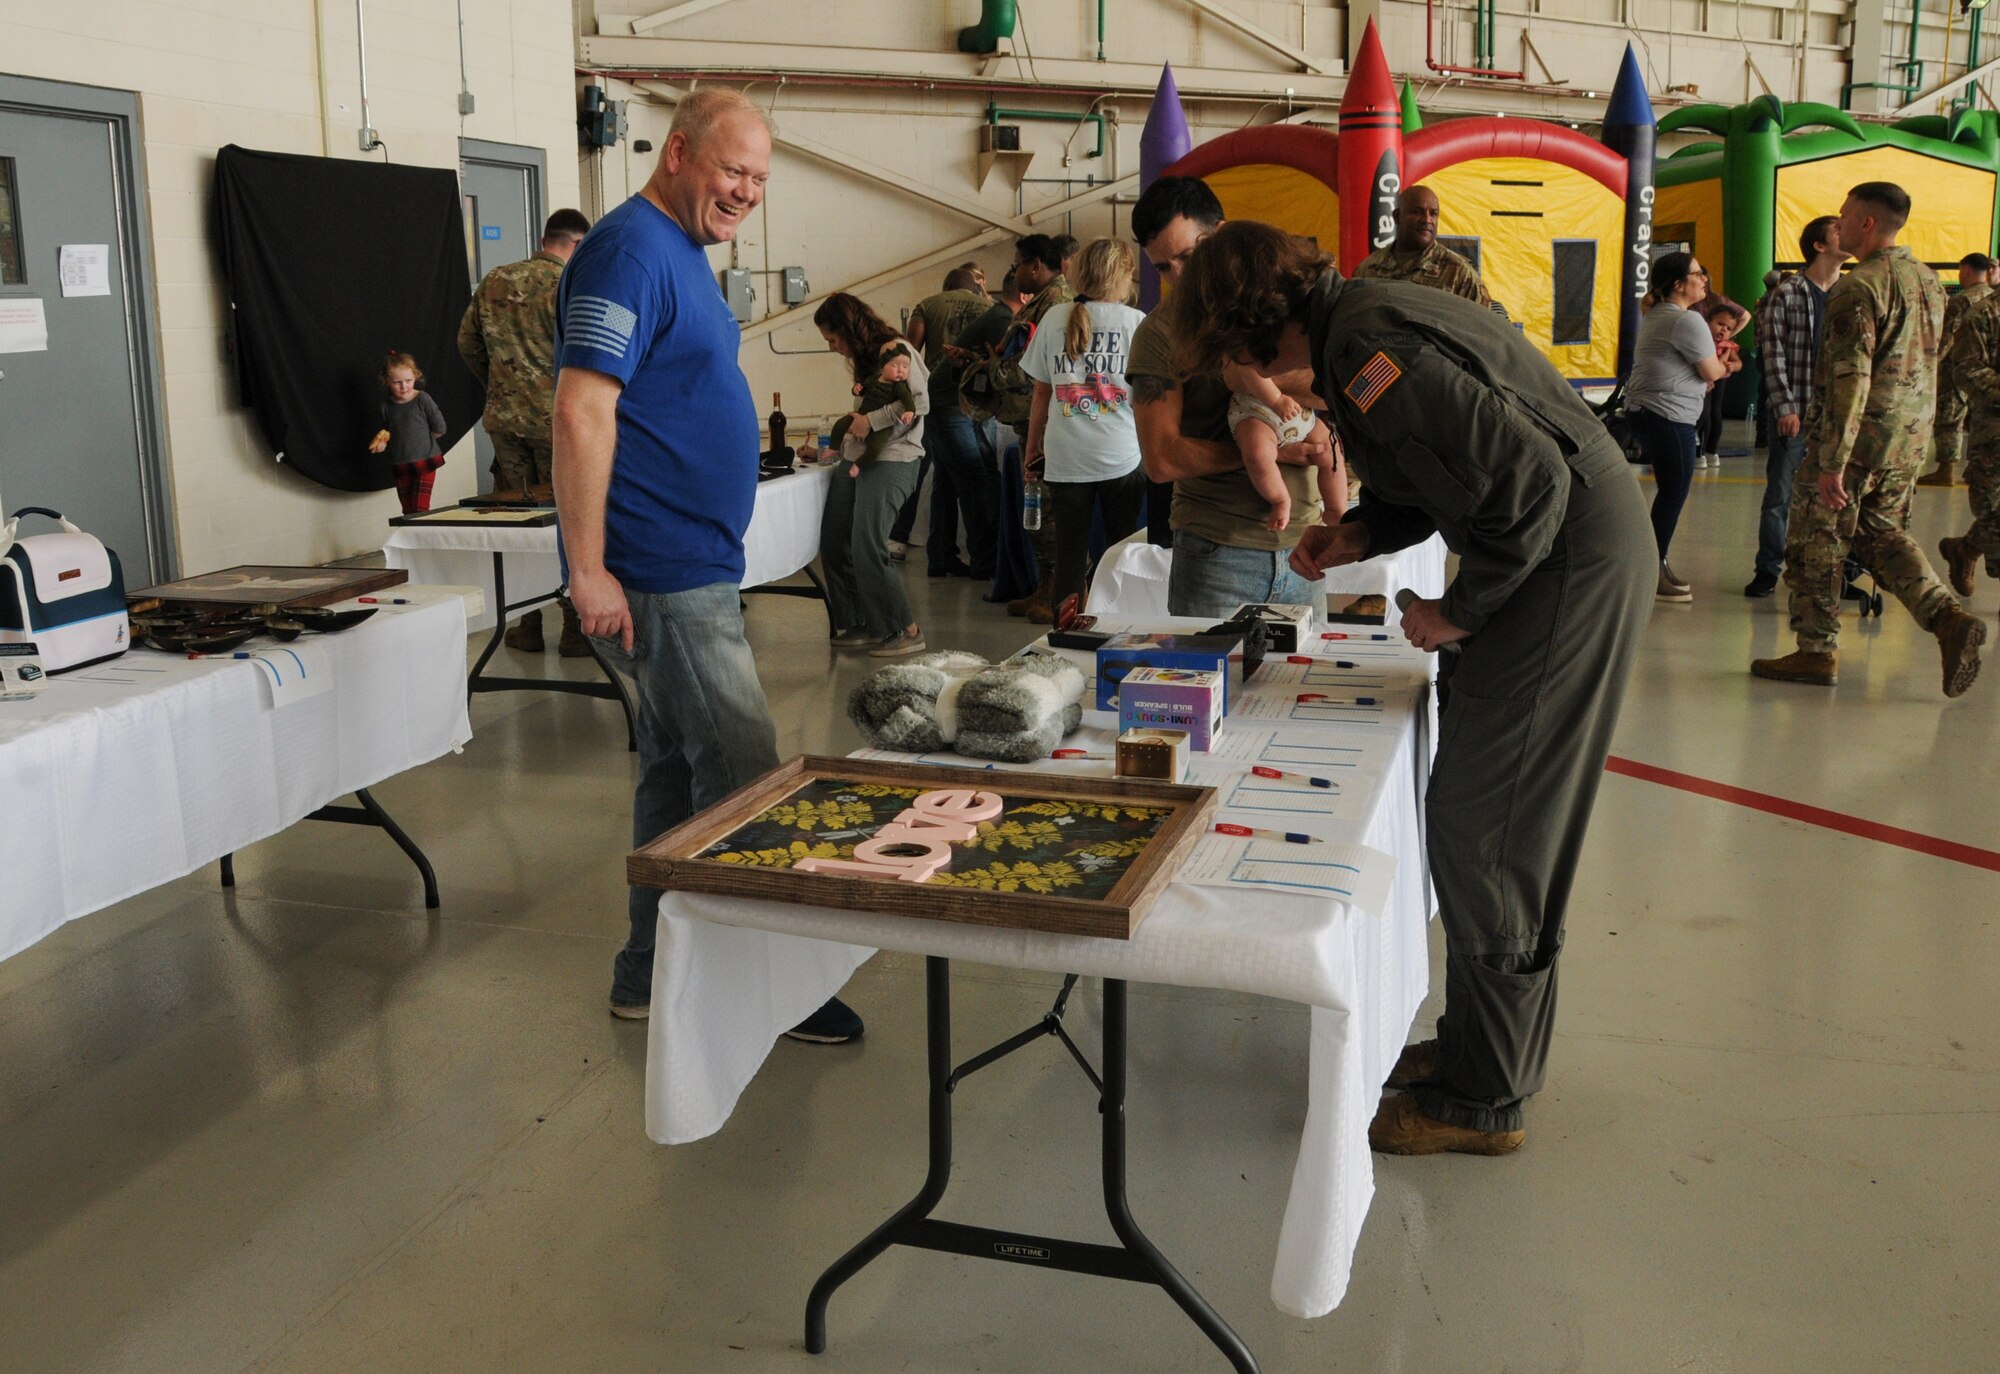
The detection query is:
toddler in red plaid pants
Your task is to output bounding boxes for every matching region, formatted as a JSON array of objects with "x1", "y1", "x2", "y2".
[{"x1": 369, "y1": 351, "x2": 448, "y2": 513}]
